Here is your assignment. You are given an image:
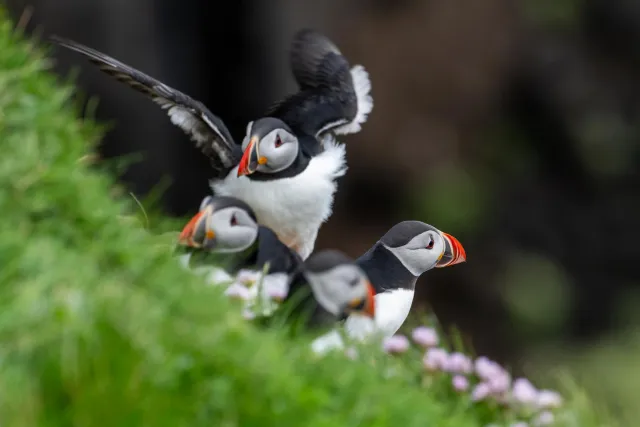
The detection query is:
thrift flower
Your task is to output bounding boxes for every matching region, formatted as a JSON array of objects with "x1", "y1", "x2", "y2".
[
  {"x1": 471, "y1": 382, "x2": 491, "y2": 402},
  {"x1": 475, "y1": 356, "x2": 502, "y2": 379},
  {"x1": 532, "y1": 411, "x2": 554, "y2": 426},
  {"x1": 452, "y1": 375, "x2": 469, "y2": 392},
  {"x1": 445, "y1": 352, "x2": 473, "y2": 374},
  {"x1": 537, "y1": 389, "x2": 563, "y2": 409},
  {"x1": 224, "y1": 283, "x2": 252, "y2": 300},
  {"x1": 411, "y1": 326, "x2": 439, "y2": 347},
  {"x1": 423, "y1": 347, "x2": 449, "y2": 371},
  {"x1": 236, "y1": 269, "x2": 261, "y2": 286},
  {"x1": 382, "y1": 334, "x2": 410, "y2": 354},
  {"x1": 474, "y1": 357, "x2": 511, "y2": 394},
  {"x1": 512, "y1": 378, "x2": 539, "y2": 406},
  {"x1": 487, "y1": 369, "x2": 512, "y2": 395}
]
